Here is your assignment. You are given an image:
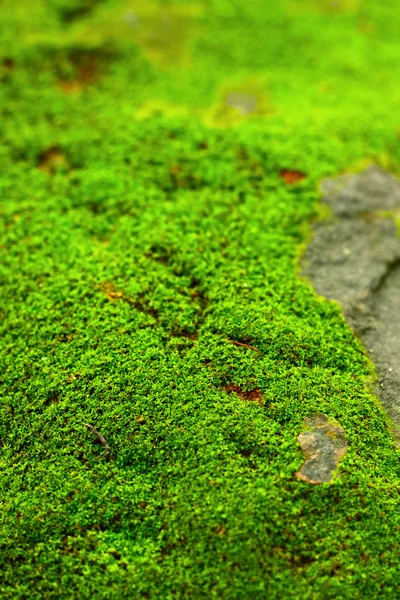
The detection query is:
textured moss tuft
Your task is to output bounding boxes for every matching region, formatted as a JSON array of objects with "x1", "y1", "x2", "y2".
[{"x1": 1, "y1": 1, "x2": 400, "y2": 598}]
